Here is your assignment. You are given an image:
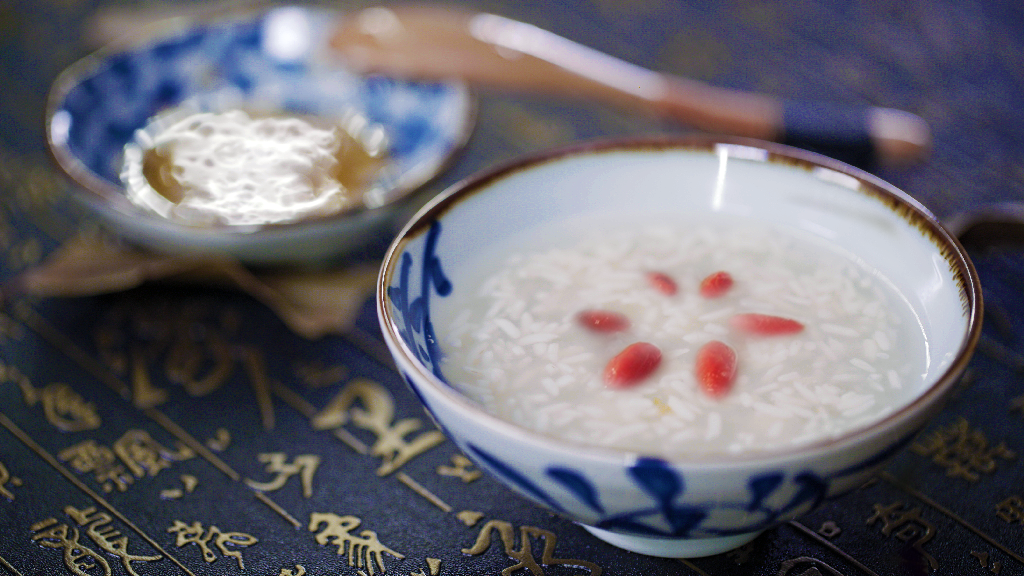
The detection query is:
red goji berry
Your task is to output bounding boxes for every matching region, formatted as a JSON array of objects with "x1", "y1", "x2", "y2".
[
  {"x1": 576, "y1": 309, "x2": 631, "y2": 333},
  {"x1": 604, "y1": 342, "x2": 662, "y2": 388},
  {"x1": 699, "y1": 271, "x2": 734, "y2": 298},
  {"x1": 646, "y1": 271, "x2": 679, "y2": 296},
  {"x1": 695, "y1": 340, "x2": 737, "y2": 398},
  {"x1": 731, "y1": 313, "x2": 804, "y2": 336}
]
